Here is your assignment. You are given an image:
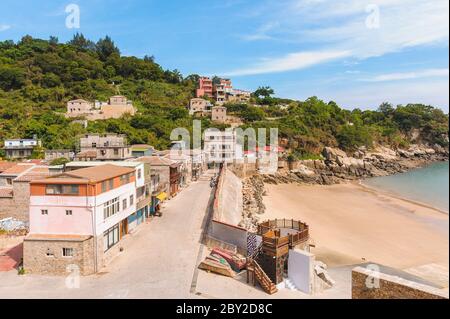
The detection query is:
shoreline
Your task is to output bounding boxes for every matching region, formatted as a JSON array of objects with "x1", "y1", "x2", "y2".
[
  {"x1": 357, "y1": 180, "x2": 449, "y2": 216},
  {"x1": 260, "y1": 181, "x2": 449, "y2": 275}
]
